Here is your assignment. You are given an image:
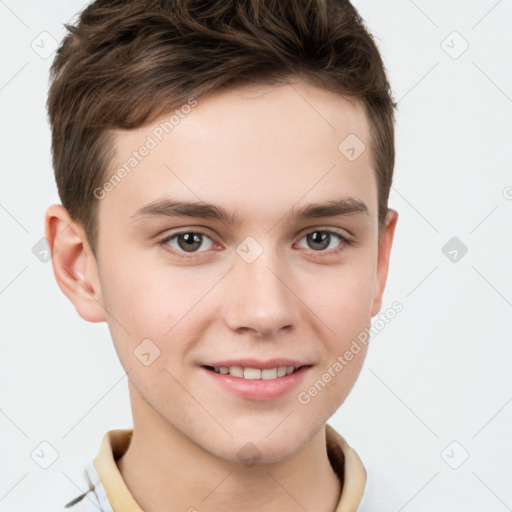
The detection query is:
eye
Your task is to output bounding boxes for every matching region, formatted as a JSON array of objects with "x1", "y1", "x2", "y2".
[
  {"x1": 296, "y1": 229, "x2": 353, "y2": 254},
  {"x1": 158, "y1": 228, "x2": 354, "y2": 260},
  {"x1": 160, "y1": 231, "x2": 215, "y2": 258}
]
